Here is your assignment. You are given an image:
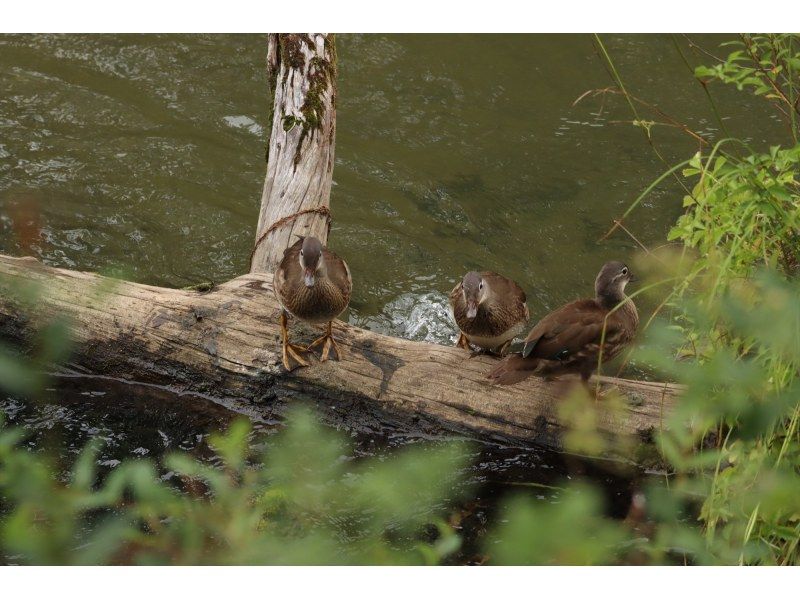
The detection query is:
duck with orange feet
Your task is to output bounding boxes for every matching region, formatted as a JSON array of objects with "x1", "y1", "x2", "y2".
[
  {"x1": 449, "y1": 271, "x2": 529, "y2": 357},
  {"x1": 274, "y1": 236, "x2": 352, "y2": 371}
]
